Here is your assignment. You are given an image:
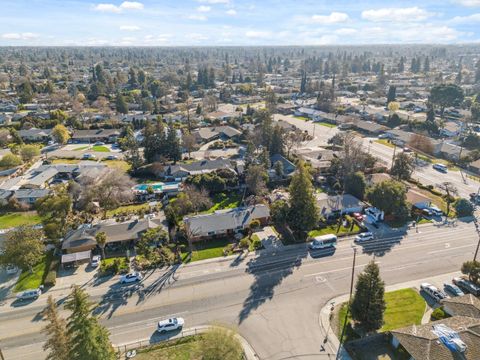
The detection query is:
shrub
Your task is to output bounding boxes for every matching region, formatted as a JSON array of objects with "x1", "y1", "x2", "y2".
[
  {"x1": 44, "y1": 270, "x2": 57, "y2": 287},
  {"x1": 454, "y1": 198, "x2": 474, "y2": 217},
  {"x1": 431, "y1": 307, "x2": 448, "y2": 321},
  {"x1": 239, "y1": 238, "x2": 250, "y2": 249},
  {"x1": 249, "y1": 219, "x2": 261, "y2": 229},
  {"x1": 250, "y1": 237, "x2": 262, "y2": 251}
]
